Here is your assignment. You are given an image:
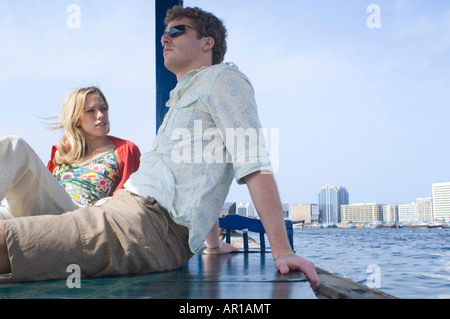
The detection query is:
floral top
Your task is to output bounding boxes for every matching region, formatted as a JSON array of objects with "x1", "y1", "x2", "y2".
[{"x1": 55, "y1": 149, "x2": 121, "y2": 207}]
